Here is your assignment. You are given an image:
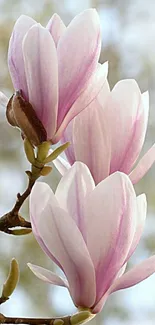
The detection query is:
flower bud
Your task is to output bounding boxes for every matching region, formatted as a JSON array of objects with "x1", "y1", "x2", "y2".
[
  {"x1": 37, "y1": 141, "x2": 51, "y2": 162},
  {"x1": 6, "y1": 91, "x2": 47, "y2": 146},
  {"x1": 2, "y1": 259, "x2": 19, "y2": 298},
  {"x1": 70, "y1": 311, "x2": 93, "y2": 325},
  {"x1": 24, "y1": 138, "x2": 36, "y2": 164},
  {"x1": 43, "y1": 142, "x2": 70, "y2": 164}
]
